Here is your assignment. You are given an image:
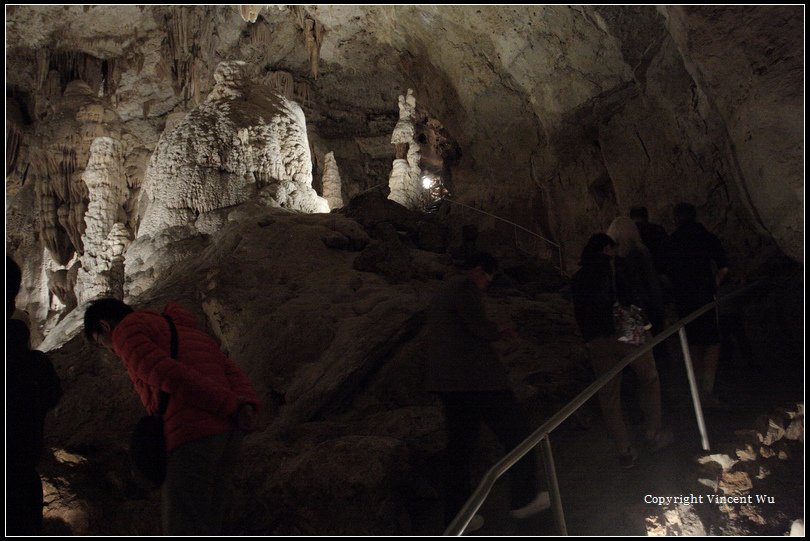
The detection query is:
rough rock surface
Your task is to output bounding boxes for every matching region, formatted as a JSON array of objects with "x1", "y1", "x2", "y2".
[
  {"x1": 649, "y1": 403, "x2": 804, "y2": 536},
  {"x1": 35, "y1": 198, "x2": 589, "y2": 535}
]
